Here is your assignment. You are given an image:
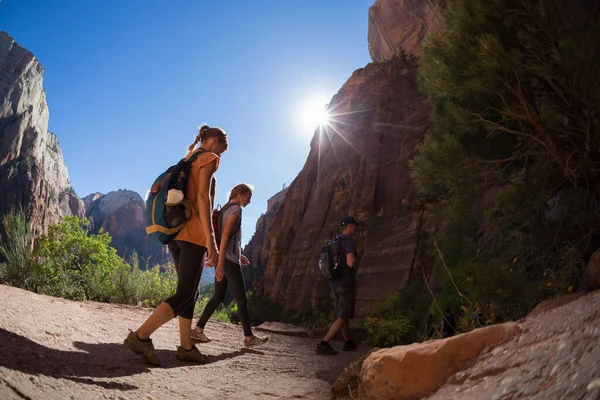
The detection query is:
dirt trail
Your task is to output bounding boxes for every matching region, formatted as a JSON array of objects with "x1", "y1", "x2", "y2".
[{"x1": 0, "y1": 285, "x2": 368, "y2": 400}]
